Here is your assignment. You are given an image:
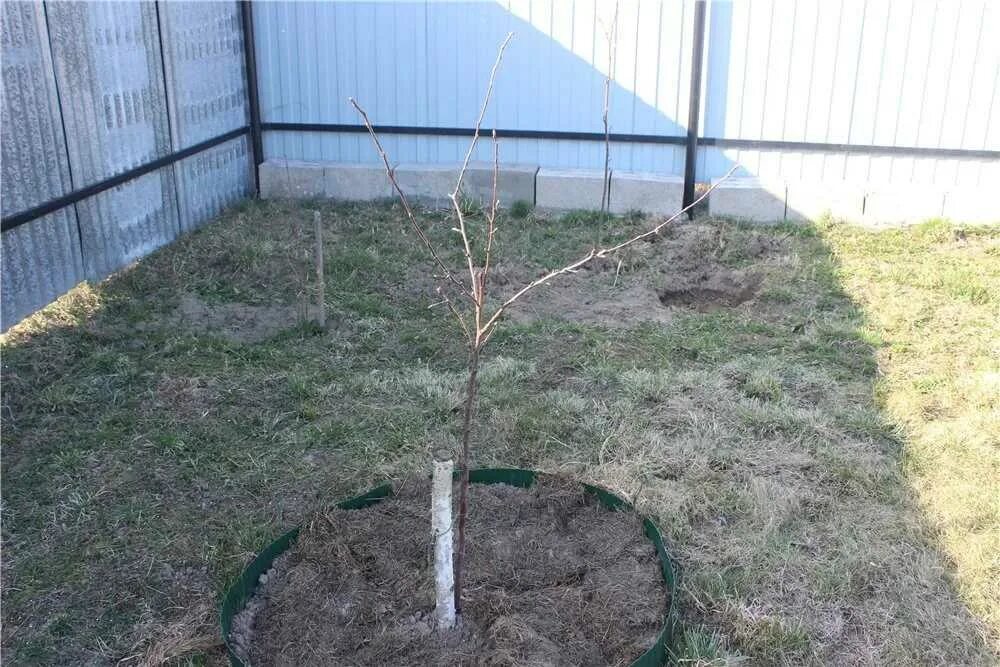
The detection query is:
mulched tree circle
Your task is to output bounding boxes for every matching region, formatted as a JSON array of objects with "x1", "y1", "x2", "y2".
[{"x1": 222, "y1": 469, "x2": 676, "y2": 666}]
